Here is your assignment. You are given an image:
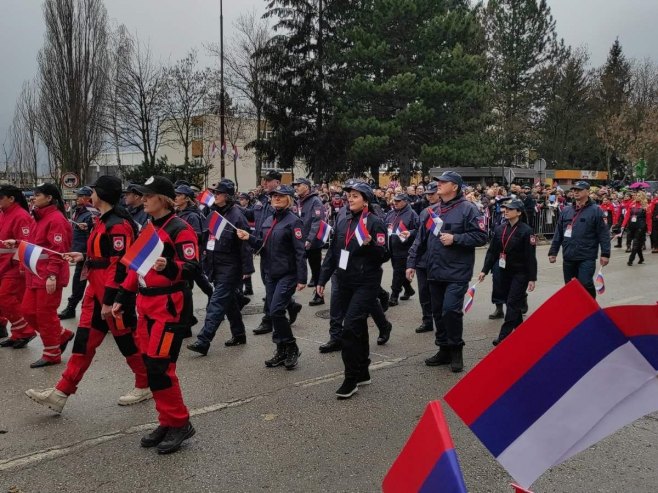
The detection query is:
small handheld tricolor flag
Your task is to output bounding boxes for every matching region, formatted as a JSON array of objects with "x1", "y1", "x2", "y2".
[
  {"x1": 120, "y1": 222, "x2": 164, "y2": 277},
  {"x1": 382, "y1": 400, "x2": 467, "y2": 493},
  {"x1": 463, "y1": 282, "x2": 478, "y2": 313},
  {"x1": 425, "y1": 209, "x2": 443, "y2": 236},
  {"x1": 207, "y1": 211, "x2": 228, "y2": 240},
  {"x1": 316, "y1": 220, "x2": 332, "y2": 244},
  {"x1": 594, "y1": 269, "x2": 605, "y2": 294},
  {"x1": 355, "y1": 216, "x2": 368, "y2": 246},
  {"x1": 16, "y1": 241, "x2": 44, "y2": 277},
  {"x1": 221, "y1": 141, "x2": 227, "y2": 156},
  {"x1": 395, "y1": 222, "x2": 408, "y2": 242},
  {"x1": 210, "y1": 142, "x2": 218, "y2": 158},
  {"x1": 232, "y1": 143, "x2": 239, "y2": 162},
  {"x1": 198, "y1": 190, "x2": 214, "y2": 208}
]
